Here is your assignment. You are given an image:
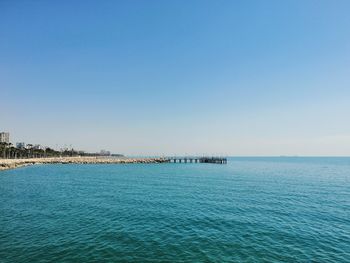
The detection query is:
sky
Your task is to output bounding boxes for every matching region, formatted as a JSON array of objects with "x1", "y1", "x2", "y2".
[{"x1": 1, "y1": 0, "x2": 350, "y2": 156}]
